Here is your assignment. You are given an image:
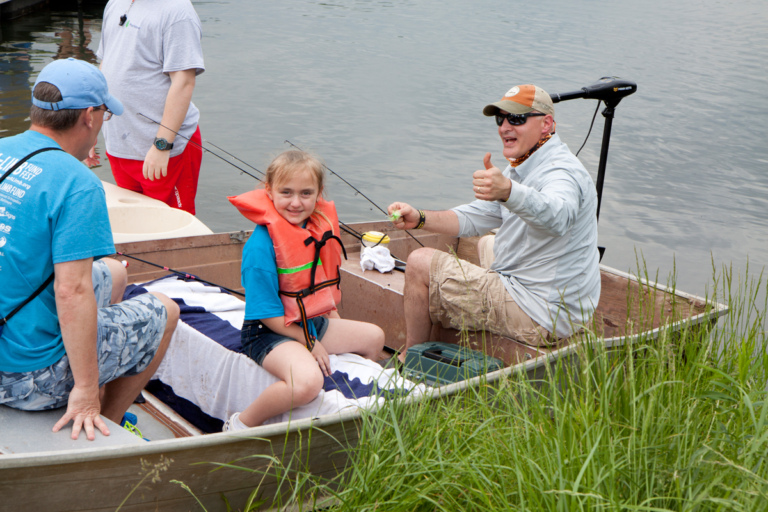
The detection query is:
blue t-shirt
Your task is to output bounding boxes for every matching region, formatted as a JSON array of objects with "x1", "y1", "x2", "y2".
[
  {"x1": 241, "y1": 225, "x2": 320, "y2": 339},
  {"x1": 241, "y1": 225, "x2": 284, "y2": 321},
  {"x1": 0, "y1": 130, "x2": 115, "y2": 372}
]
